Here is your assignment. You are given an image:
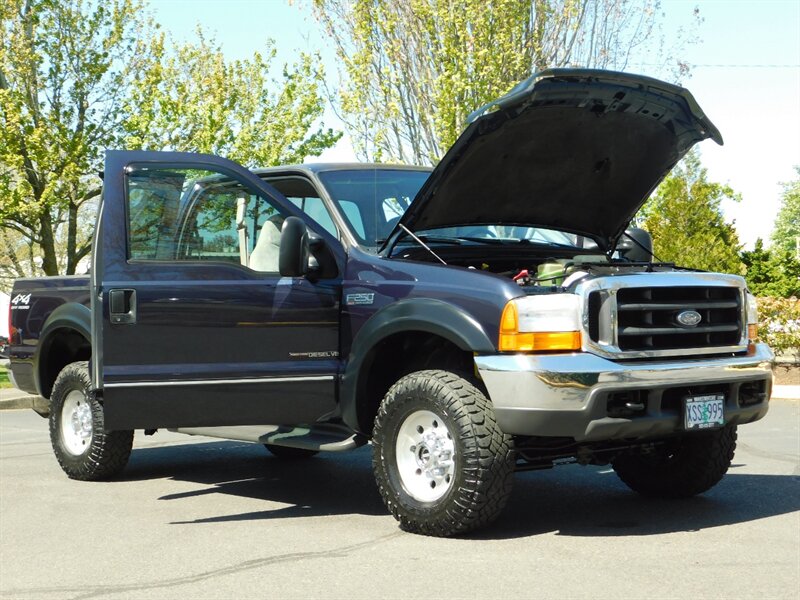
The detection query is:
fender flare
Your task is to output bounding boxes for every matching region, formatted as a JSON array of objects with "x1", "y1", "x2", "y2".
[
  {"x1": 340, "y1": 298, "x2": 496, "y2": 431},
  {"x1": 34, "y1": 303, "x2": 92, "y2": 396}
]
